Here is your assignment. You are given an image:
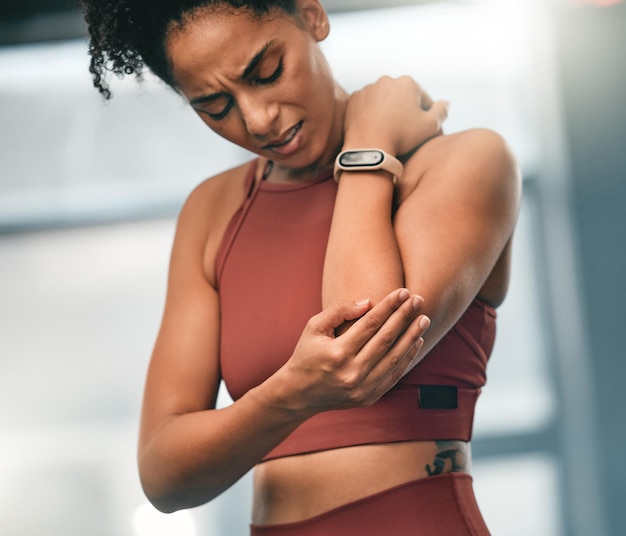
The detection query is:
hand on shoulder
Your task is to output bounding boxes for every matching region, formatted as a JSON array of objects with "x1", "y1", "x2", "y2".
[{"x1": 343, "y1": 76, "x2": 449, "y2": 156}]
